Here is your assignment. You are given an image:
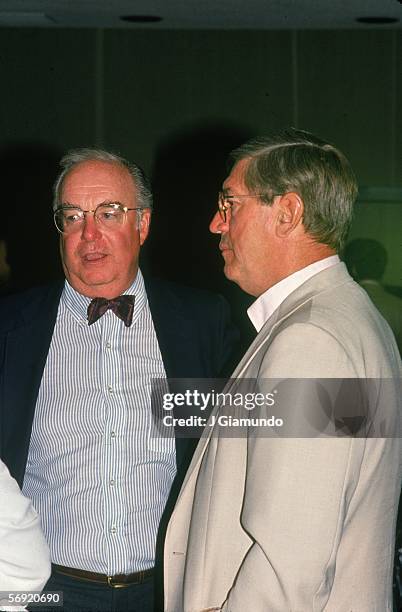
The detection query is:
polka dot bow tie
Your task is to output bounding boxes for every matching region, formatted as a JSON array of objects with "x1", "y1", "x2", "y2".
[{"x1": 87, "y1": 295, "x2": 135, "y2": 327}]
